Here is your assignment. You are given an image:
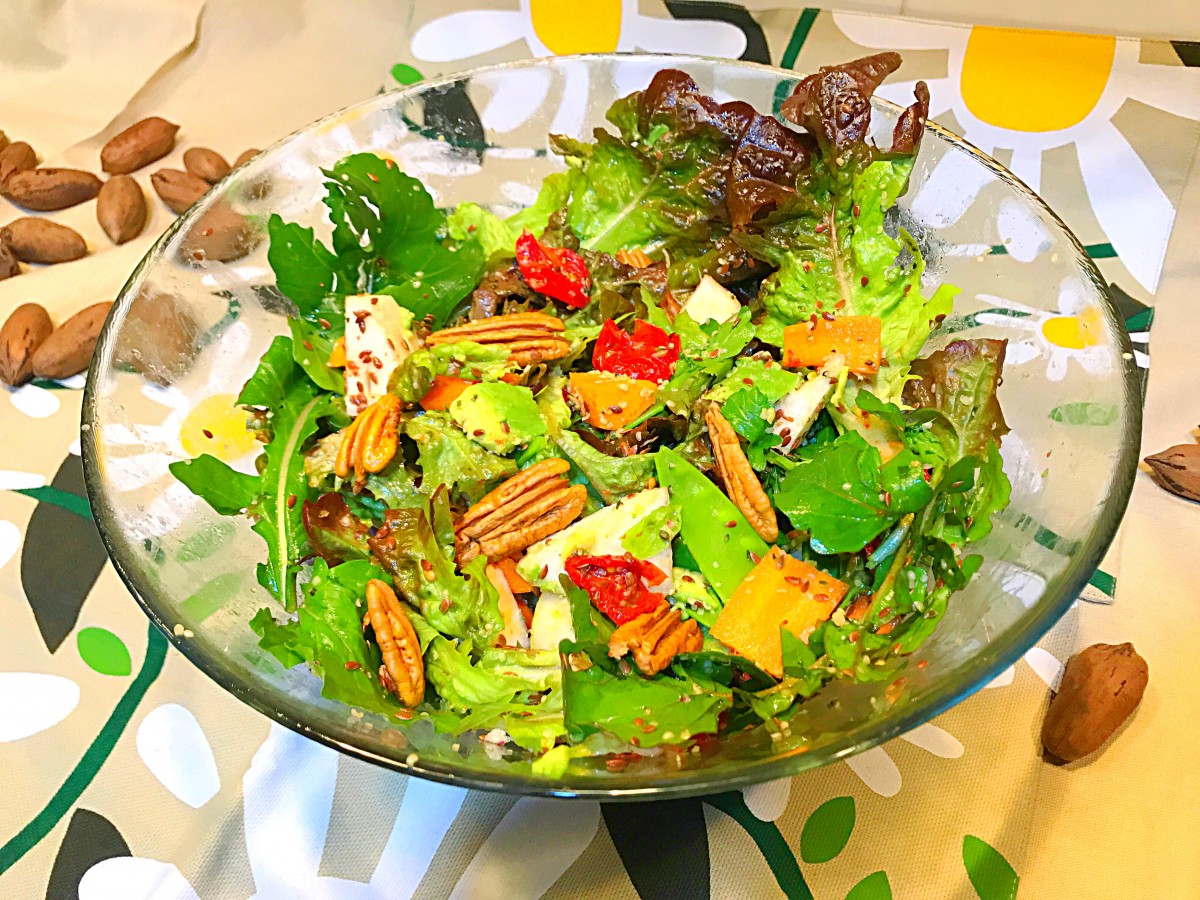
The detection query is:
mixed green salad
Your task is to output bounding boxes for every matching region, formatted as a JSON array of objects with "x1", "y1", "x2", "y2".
[{"x1": 172, "y1": 53, "x2": 1011, "y2": 775}]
